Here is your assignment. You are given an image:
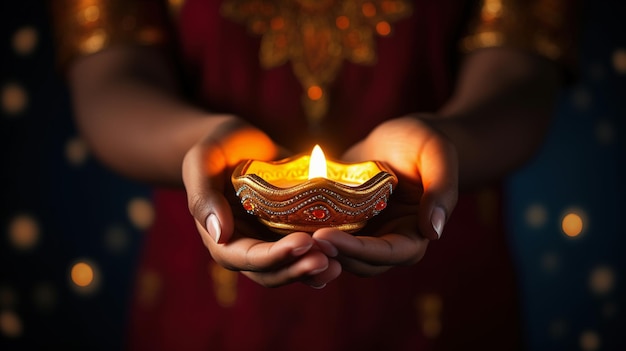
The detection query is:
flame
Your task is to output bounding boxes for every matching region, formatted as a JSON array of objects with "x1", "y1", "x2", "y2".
[{"x1": 308, "y1": 145, "x2": 327, "y2": 179}]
